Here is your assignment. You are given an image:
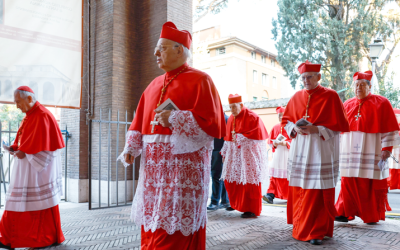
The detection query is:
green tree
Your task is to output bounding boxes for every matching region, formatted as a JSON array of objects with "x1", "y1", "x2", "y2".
[
  {"x1": 377, "y1": 72, "x2": 400, "y2": 107},
  {"x1": 0, "y1": 104, "x2": 24, "y2": 131},
  {"x1": 272, "y1": 0, "x2": 391, "y2": 100}
]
